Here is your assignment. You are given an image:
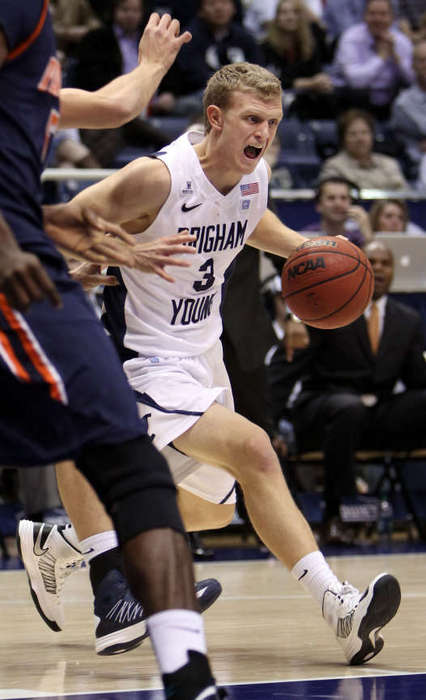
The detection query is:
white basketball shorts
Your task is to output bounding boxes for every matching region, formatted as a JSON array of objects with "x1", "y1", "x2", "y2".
[{"x1": 124, "y1": 341, "x2": 236, "y2": 504}]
